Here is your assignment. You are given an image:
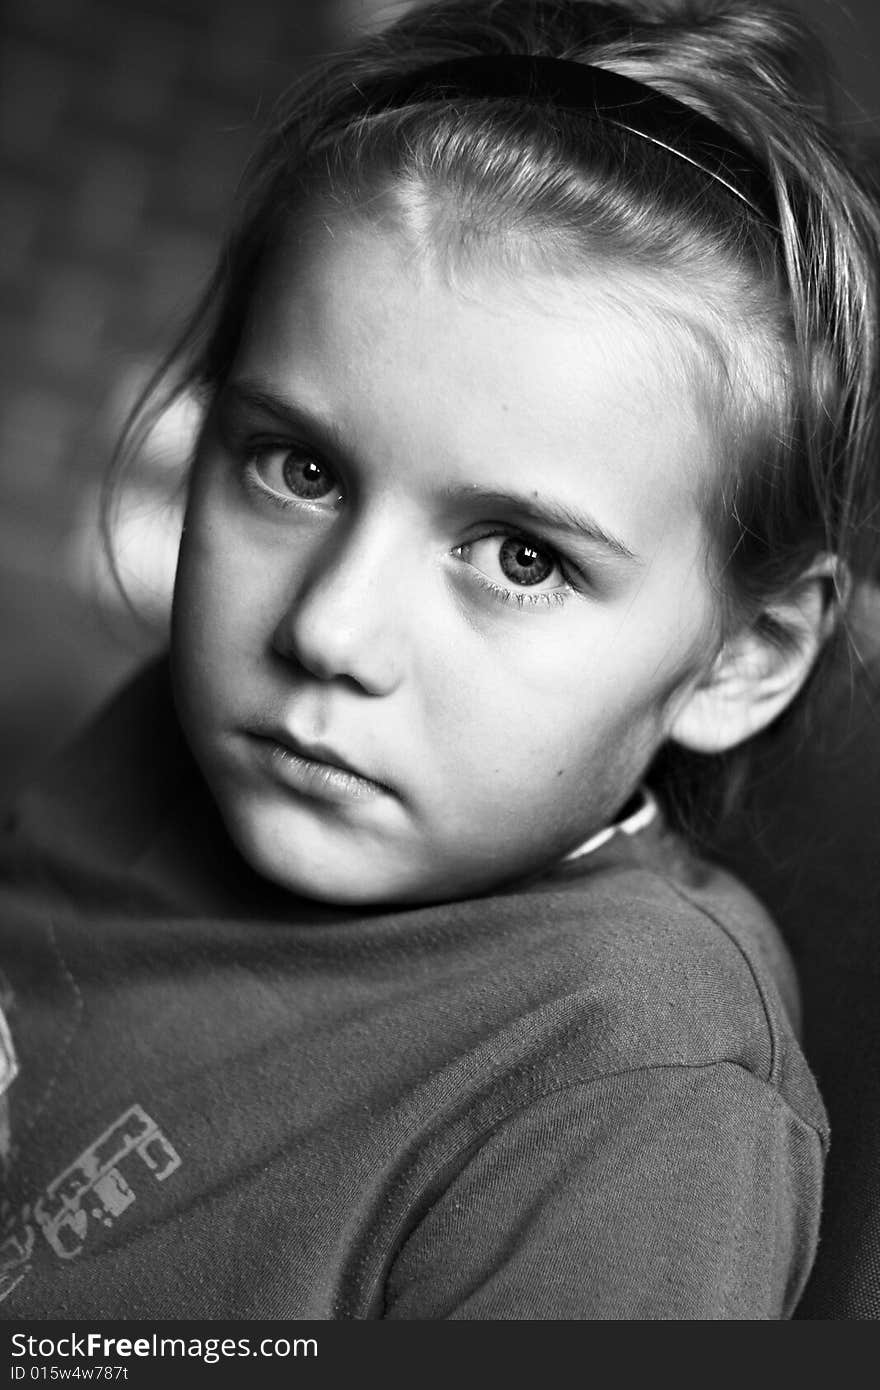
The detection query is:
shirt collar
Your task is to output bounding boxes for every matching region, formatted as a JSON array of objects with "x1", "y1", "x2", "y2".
[{"x1": 561, "y1": 786, "x2": 659, "y2": 865}]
